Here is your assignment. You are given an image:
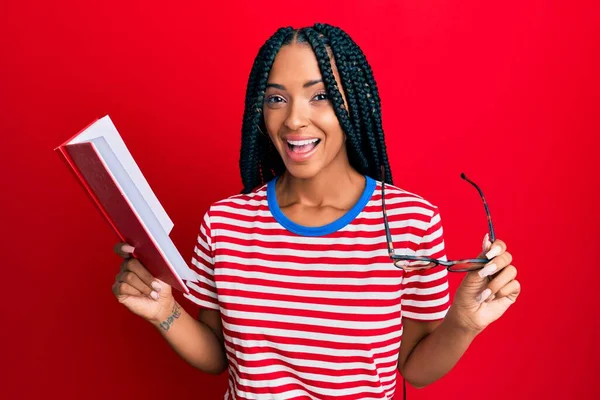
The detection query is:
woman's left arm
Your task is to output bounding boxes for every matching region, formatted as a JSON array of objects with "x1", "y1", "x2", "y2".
[{"x1": 398, "y1": 237, "x2": 521, "y2": 388}]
